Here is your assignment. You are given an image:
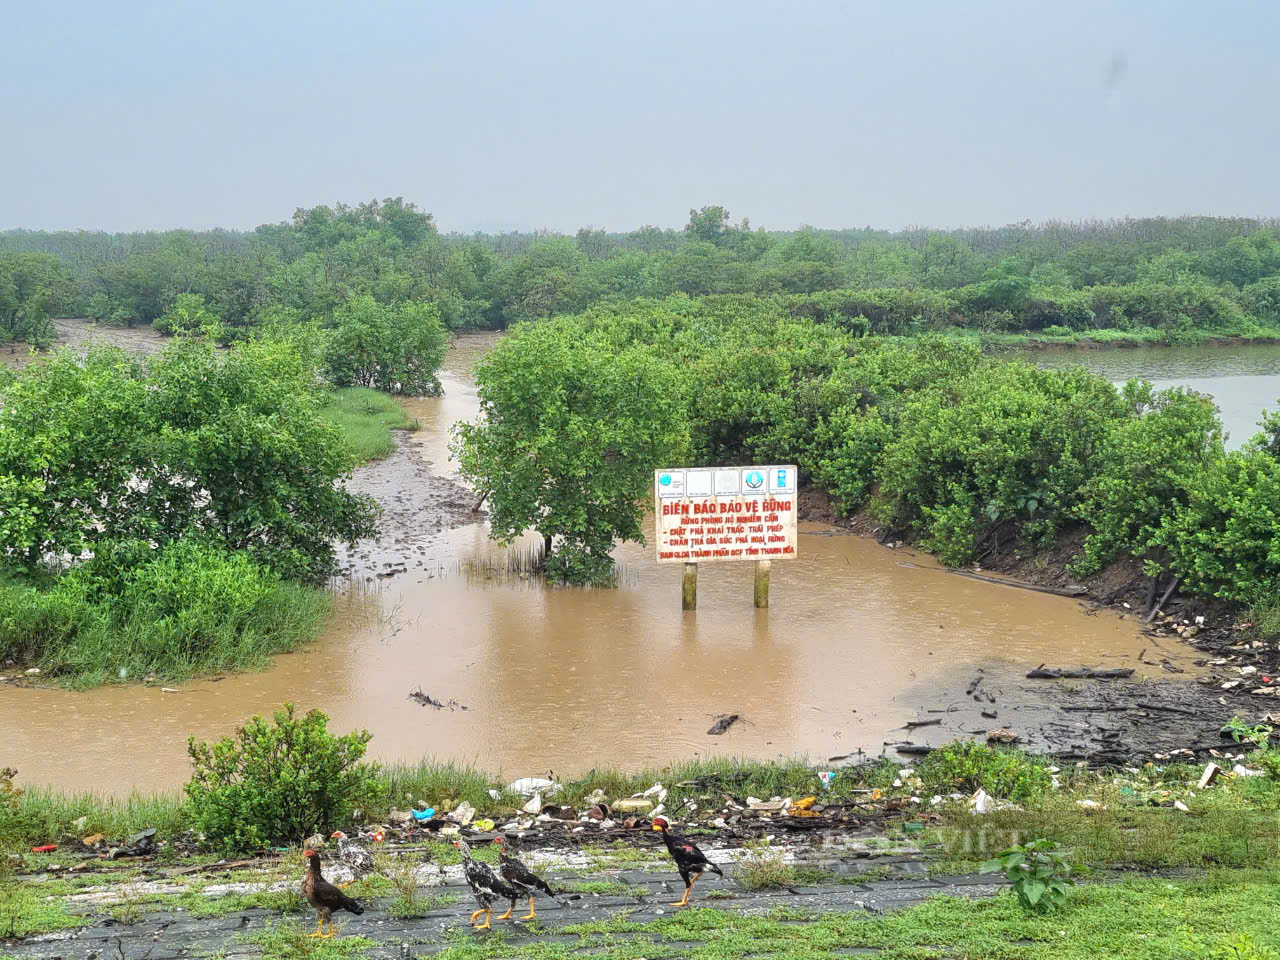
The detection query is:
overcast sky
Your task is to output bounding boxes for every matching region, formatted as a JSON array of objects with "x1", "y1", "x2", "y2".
[{"x1": 2, "y1": 0, "x2": 1278, "y2": 234}]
